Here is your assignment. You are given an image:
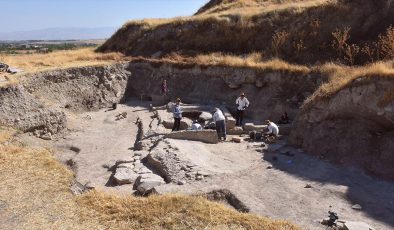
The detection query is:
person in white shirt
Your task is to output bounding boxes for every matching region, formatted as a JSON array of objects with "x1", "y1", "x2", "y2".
[
  {"x1": 265, "y1": 120, "x2": 279, "y2": 136},
  {"x1": 213, "y1": 108, "x2": 226, "y2": 141},
  {"x1": 191, "y1": 121, "x2": 203, "y2": 131},
  {"x1": 235, "y1": 93, "x2": 250, "y2": 126}
]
